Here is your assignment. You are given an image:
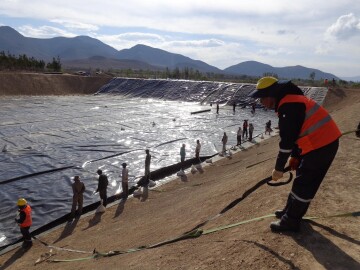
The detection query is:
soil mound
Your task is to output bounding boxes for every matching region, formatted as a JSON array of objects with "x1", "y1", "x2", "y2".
[
  {"x1": 0, "y1": 87, "x2": 359, "y2": 269},
  {"x1": 0, "y1": 72, "x2": 111, "y2": 95}
]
